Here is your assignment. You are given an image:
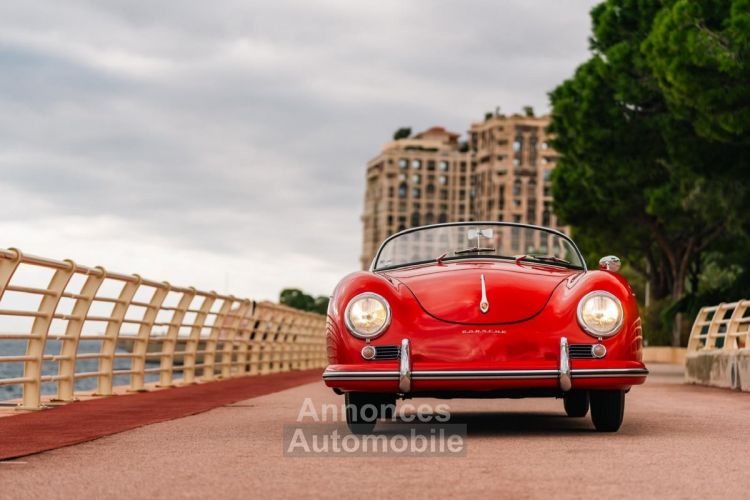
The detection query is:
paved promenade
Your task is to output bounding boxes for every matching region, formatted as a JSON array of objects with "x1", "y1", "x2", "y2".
[{"x1": 2, "y1": 364, "x2": 749, "y2": 499}]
